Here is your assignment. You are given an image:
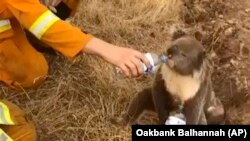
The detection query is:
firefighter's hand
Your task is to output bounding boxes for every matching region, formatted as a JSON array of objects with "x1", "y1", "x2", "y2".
[
  {"x1": 84, "y1": 38, "x2": 151, "y2": 77},
  {"x1": 105, "y1": 47, "x2": 151, "y2": 77},
  {"x1": 40, "y1": 0, "x2": 62, "y2": 13}
]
